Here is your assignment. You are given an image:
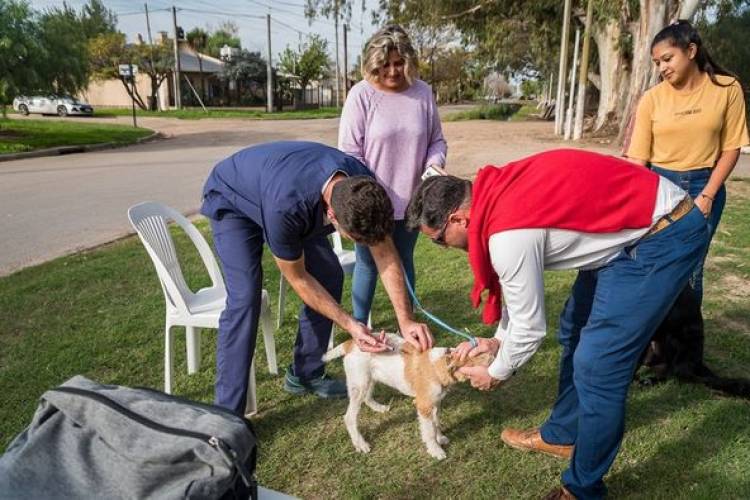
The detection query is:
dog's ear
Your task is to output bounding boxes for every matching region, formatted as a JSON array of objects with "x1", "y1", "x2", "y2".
[{"x1": 465, "y1": 352, "x2": 494, "y2": 367}]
